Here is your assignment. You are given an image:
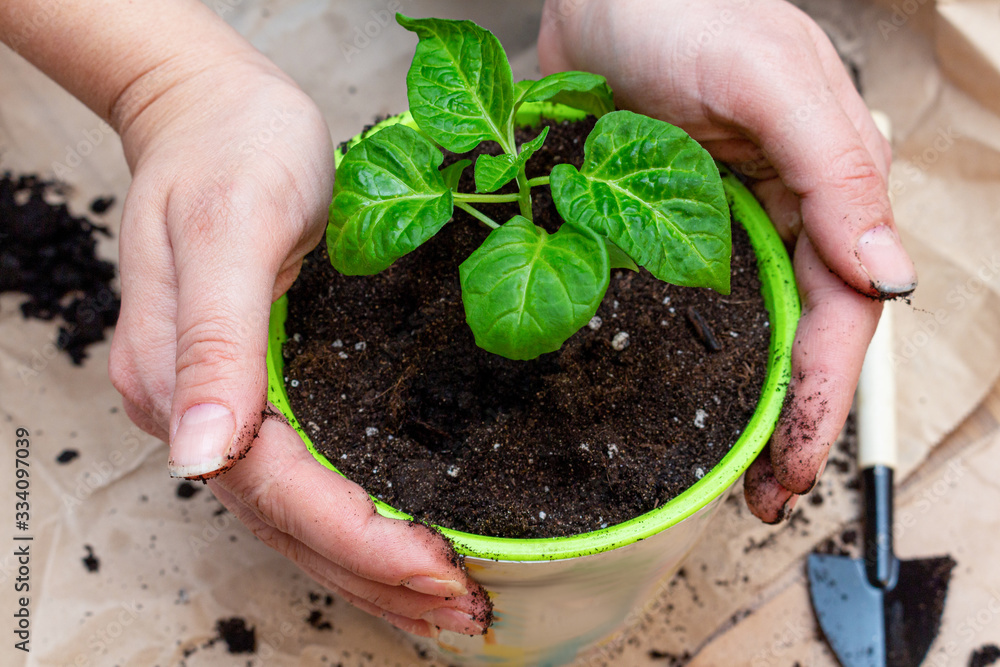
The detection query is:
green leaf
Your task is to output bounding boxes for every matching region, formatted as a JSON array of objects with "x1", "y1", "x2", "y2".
[
  {"x1": 459, "y1": 216, "x2": 610, "y2": 360},
  {"x1": 440, "y1": 159, "x2": 471, "y2": 191},
  {"x1": 328, "y1": 124, "x2": 453, "y2": 275},
  {"x1": 397, "y1": 14, "x2": 513, "y2": 152},
  {"x1": 473, "y1": 126, "x2": 549, "y2": 193},
  {"x1": 550, "y1": 110, "x2": 731, "y2": 293},
  {"x1": 606, "y1": 240, "x2": 639, "y2": 272},
  {"x1": 512, "y1": 80, "x2": 534, "y2": 106},
  {"x1": 474, "y1": 154, "x2": 519, "y2": 193},
  {"x1": 514, "y1": 72, "x2": 614, "y2": 118}
]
